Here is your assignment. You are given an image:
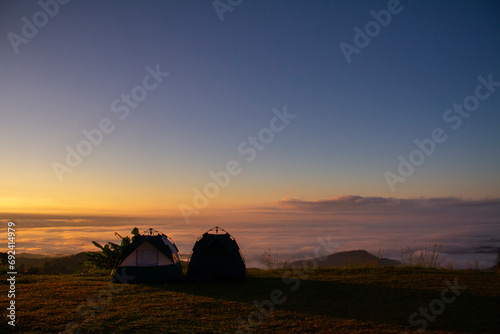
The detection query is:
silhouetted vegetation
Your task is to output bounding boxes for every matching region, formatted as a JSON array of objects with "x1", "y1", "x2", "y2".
[
  {"x1": 84, "y1": 227, "x2": 139, "y2": 269},
  {"x1": 400, "y1": 244, "x2": 442, "y2": 268},
  {"x1": 0, "y1": 252, "x2": 8, "y2": 265},
  {"x1": 41, "y1": 253, "x2": 89, "y2": 274},
  {"x1": 0, "y1": 252, "x2": 89, "y2": 275},
  {"x1": 262, "y1": 248, "x2": 285, "y2": 269}
]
